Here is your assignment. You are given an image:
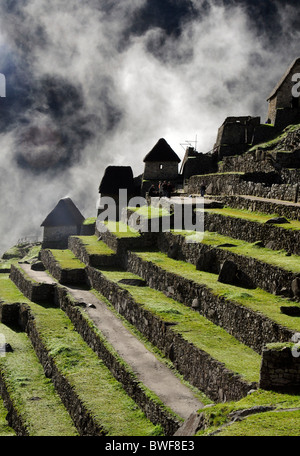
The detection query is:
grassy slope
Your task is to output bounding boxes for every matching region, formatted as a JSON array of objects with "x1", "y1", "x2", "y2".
[
  {"x1": 248, "y1": 123, "x2": 300, "y2": 153},
  {"x1": 105, "y1": 221, "x2": 141, "y2": 238},
  {"x1": 0, "y1": 275, "x2": 161, "y2": 436},
  {"x1": 70, "y1": 235, "x2": 115, "y2": 255},
  {"x1": 49, "y1": 249, "x2": 86, "y2": 269},
  {"x1": 135, "y1": 250, "x2": 300, "y2": 333},
  {"x1": 0, "y1": 323, "x2": 78, "y2": 436},
  {"x1": 0, "y1": 244, "x2": 41, "y2": 271},
  {"x1": 100, "y1": 268, "x2": 261, "y2": 383},
  {"x1": 0, "y1": 399, "x2": 15, "y2": 436},
  {"x1": 197, "y1": 389, "x2": 300, "y2": 436},
  {"x1": 205, "y1": 206, "x2": 300, "y2": 231},
  {"x1": 175, "y1": 230, "x2": 300, "y2": 274}
]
